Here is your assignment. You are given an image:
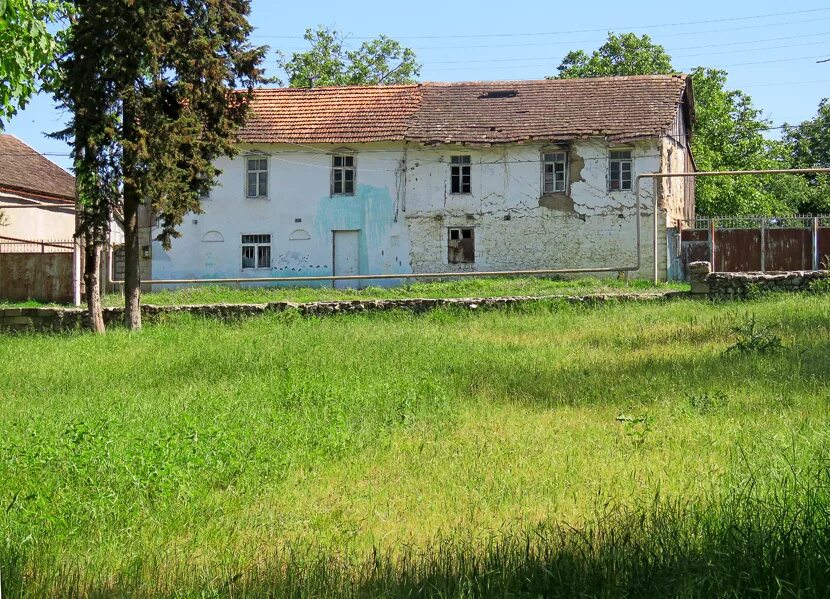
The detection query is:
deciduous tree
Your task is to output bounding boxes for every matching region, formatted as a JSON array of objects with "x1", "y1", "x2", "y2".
[{"x1": 277, "y1": 26, "x2": 420, "y2": 88}]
